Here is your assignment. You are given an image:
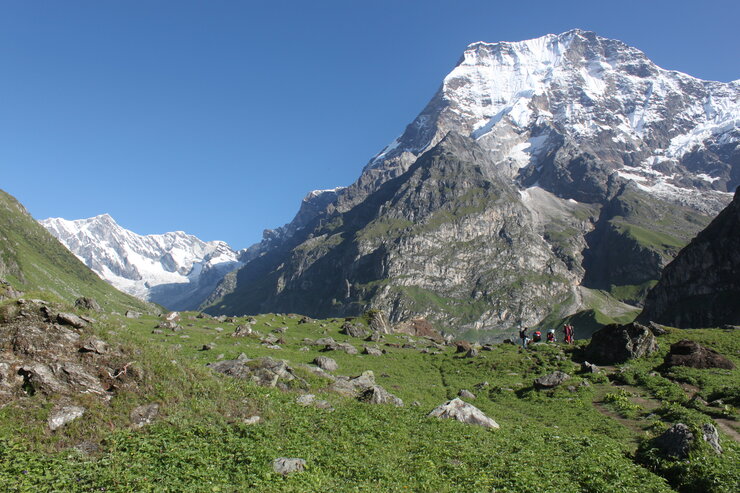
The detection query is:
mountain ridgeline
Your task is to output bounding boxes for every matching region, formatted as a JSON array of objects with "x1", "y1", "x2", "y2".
[
  {"x1": 202, "y1": 30, "x2": 738, "y2": 336},
  {"x1": 0, "y1": 190, "x2": 150, "y2": 312}
]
